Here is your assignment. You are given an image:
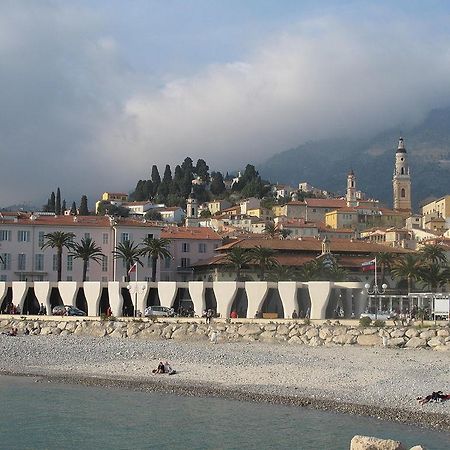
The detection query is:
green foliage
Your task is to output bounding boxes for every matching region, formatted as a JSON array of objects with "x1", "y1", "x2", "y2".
[
  {"x1": 112, "y1": 240, "x2": 142, "y2": 282},
  {"x1": 223, "y1": 247, "x2": 252, "y2": 281},
  {"x1": 303, "y1": 317, "x2": 311, "y2": 325},
  {"x1": 70, "y1": 237, "x2": 105, "y2": 281},
  {"x1": 249, "y1": 246, "x2": 279, "y2": 280},
  {"x1": 144, "y1": 209, "x2": 162, "y2": 221},
  {"x1": 359, "y1": 316, "x2": 372, "y2": 327},
  {"x1": 79, "y1": 195, "x2": 89, "y2": 215},
  {"x1": 41, "y1": 231, "x2": 76, "y2": 281},
  {"x1": 70, "y1": 201, "x2": 77, "y2": 215},
  {"x1": 56, "y1": 187, "x2": 61, "y2": 215},
  {"x1": 210, "y1": 171, "x2": 225, "y2": 196},
  {"x1": 373, "y1": 320, "x2": 386, "y2": 328},
  {"x1": 96, "y1": 201, "x2": 129, "y2": 217},
  {"x1": 140, "y1": 237, "x2": 172, "y2": 282},
  {"x1": 200, "y1": 209, "x2": 212, "y2": 218}
]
